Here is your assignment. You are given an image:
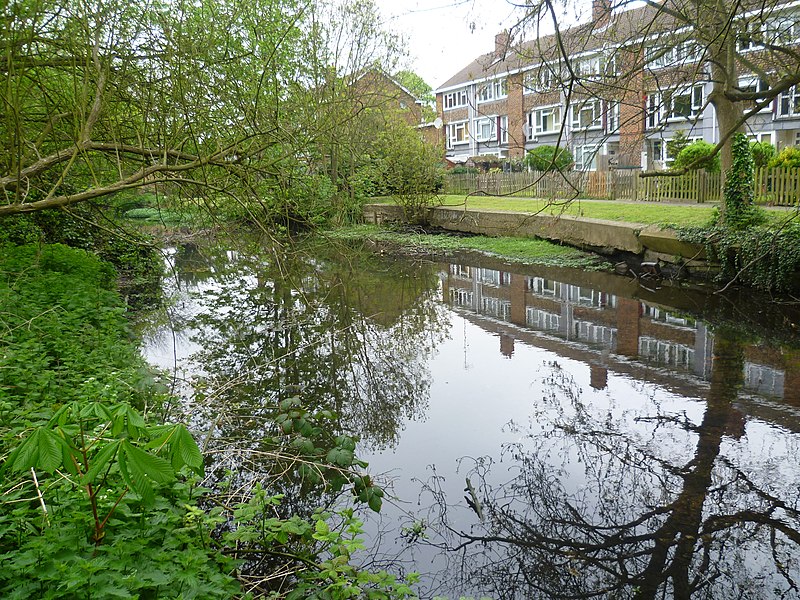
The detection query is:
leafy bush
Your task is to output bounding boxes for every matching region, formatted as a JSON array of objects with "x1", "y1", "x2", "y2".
[
  {"x1": 450, "y1": 165, "x2": 479, "y2": 175},
  {"x1": 0, "y1": 244, "x2": 419, "y2": 599},
  {"x1": 673, "y1": 140, "x2": 720, "y2": 173},
  {"x1": 750, "y1": 141, "x2": 776, "y2": 168},
  {"x1": 524, "y1": 145, "x2": 574, "y2": 172},
  {"x1": 768, "y1": 146, "x2": 800, "y2": 169}
]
